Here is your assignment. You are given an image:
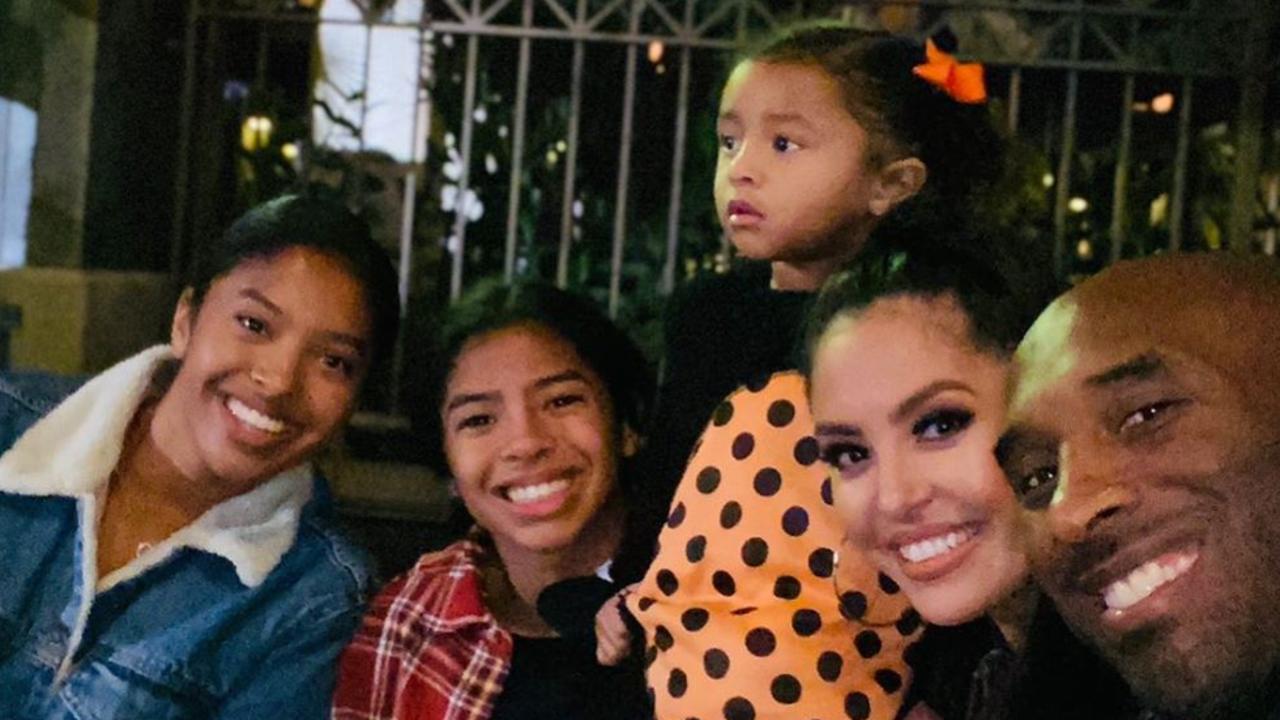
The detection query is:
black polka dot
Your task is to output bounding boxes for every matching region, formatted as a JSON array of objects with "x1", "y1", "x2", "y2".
[
  {"x1": 767, "y1": 400, "x2": 796, "y2": 427},
  {"x1": 782, "y1": 507, "x2": 810, "y2": 536},
  {"x1": 731, "y1": 432, "x2": 755, "y2": 460},
  {"x1": 745, "y1": 374, "x2": 770, "y2": 392},
  {"x1": 741, "y1": 537, "x2": 769, "y2": 567},
  {"x1": 745, "y1": 627, "x2": 776, "y2": 657},
  {"x1": 770, "y1": 674, "x2": 802, "y2": 704},
  {"x1": 686, "y1": 535, "x2": 707, "y2": 563},
  {"x1": 817, "y1": 651, "x2": 844, "y2": 682},
  {"x1": 668, "y1": 668, "x2": 688, "y2": 698},
  {"x1": 724, "y1": 696, "x2": 756, "y2": 720},
  {"x1": 644, "y1": 644, "x2": 658, "y2": 668},
  {"x1": 681, "y1": 608, "x2": 710, "y2": 632},
  {"x1": 637, "y1": 596, "x2": 656, "y2": 611},
  {"x1": 854, "y1": 630, "x2": 882, "y2": 658},
  {"x1": 791, "y1": 609, "x2": 822, "y2": 637},
  {"x1": 820, "y1": 478, "x2": 833, "y2": 505},
  {"x1": 655, "y1": 625, "x2": 674, "y2": 651},
  {"x1": 808, "y1": 548, "x2": 834, "y2": 578},
  {"x1": 752, "y1": 467, "x2": 782, "y2": 497},
  {"x1": 712, "y1": 570, "x2": 737, "y2": 596},
  {"x1": 896, "y1": 608, "x2": 923, "y2": 636},
  {"x1": 773, "y1": 575, "x2": 801, "y2": 600},
  {"x1": 704, "y1": 648, "x2": 731, "y2": 678},
  {"x1": 712, "y1": 400, "x2": 734, "y2": 426},
  {"x1": 719, "y1": 501, "x2": 743, "y2": 529},
  {"x1": 794, "y1": 436, "x2": 820, "y2": 466},
  {"x1": 874, "y1": 668, "x2": 903, "y2": 694},
  {"x1": 667, "y1": 502, "x2": 687, "y2": 528},
  {"x1": 844, "y1": 691, "x2": 871, "y2": 720},
  {"x1": 878, "y1": 572, "x2": 900, "y2": 594},
  {"x1": 729, "y1": 606, "x2": 757, "y2": 616},
  {"x1": 839, "y1": 591, "x2": 868, "y2": 620},
  {"x1": 656, "y1": 570, "x2": 679, "y2": 596},
  {"x1": 696, "y1": 466, "x2": 722, "y2": 494}
]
